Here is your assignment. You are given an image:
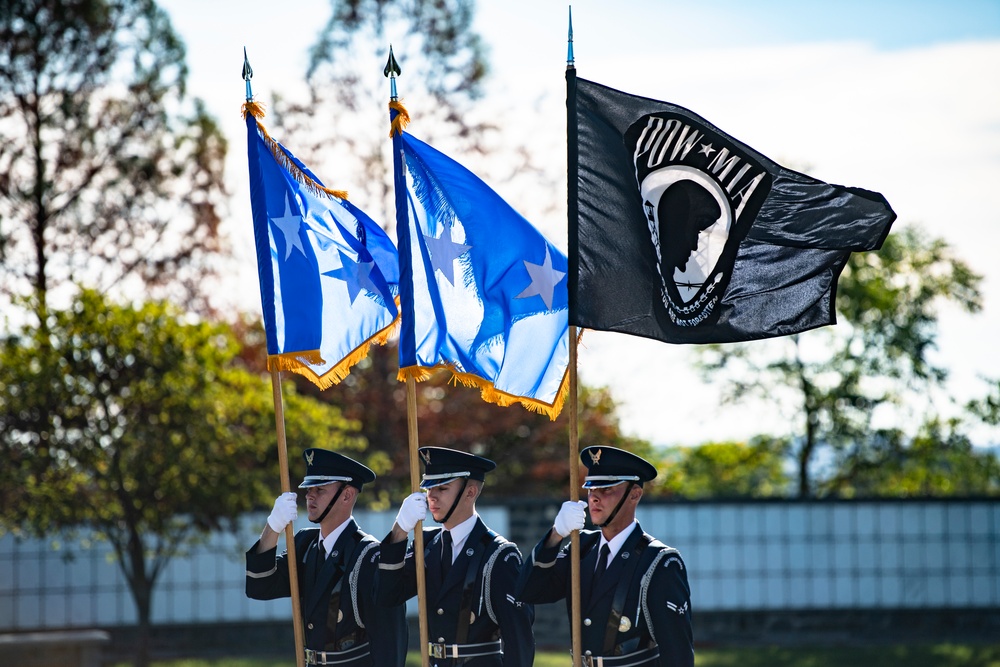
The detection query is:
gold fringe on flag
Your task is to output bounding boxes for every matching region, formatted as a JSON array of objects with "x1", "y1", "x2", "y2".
[
  {"x1": 389, "y1": 100, "x2": 410, "y2": 138},
  {"x1": 270, "y1": 313, "x2": 400, "y2": 390},
  {"x1": 396, "y1": 361, "x2": 571, "y2": 421},
  {"x1": 242, "y1": 100, "x2": 349, "y2": 201}
]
